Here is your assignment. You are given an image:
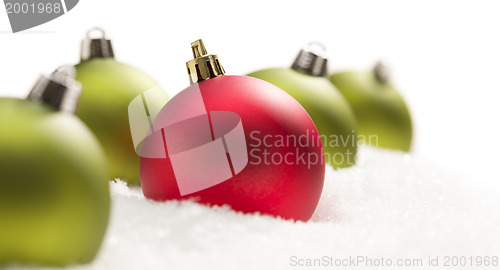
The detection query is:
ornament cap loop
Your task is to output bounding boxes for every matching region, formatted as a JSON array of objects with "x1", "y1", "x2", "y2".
[
  {"x1": 191, "y1": 39, "x2": 208, "y2": 58},
  {"x1": 186, "y1": 39, "x2": 225, "y2": 84},
  {"x1": 373, "y1": 61, "x2": 390, "y2": 84},
  {"x1": 27, "y1": 65, "x2": 82, "y2": 114},
  {"x1": 80, "y1": 27, "x2": 115, "y2": 61},
  {"x1": 291, "y1": 42, "x2": 328, "y2": 77}
]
